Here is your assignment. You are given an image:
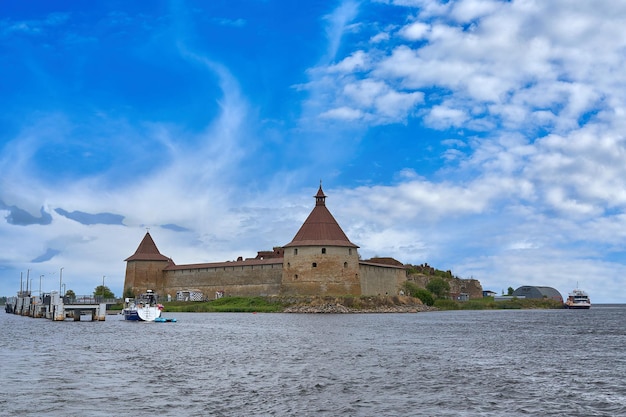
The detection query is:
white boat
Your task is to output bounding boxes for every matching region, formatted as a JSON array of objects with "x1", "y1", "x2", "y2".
[
  {"x1": 565, "y1": 288, "x2": 591, "y2": 309},
  {"x1": 122, "y1": 290, "x2": 163, "y2": 321}
]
